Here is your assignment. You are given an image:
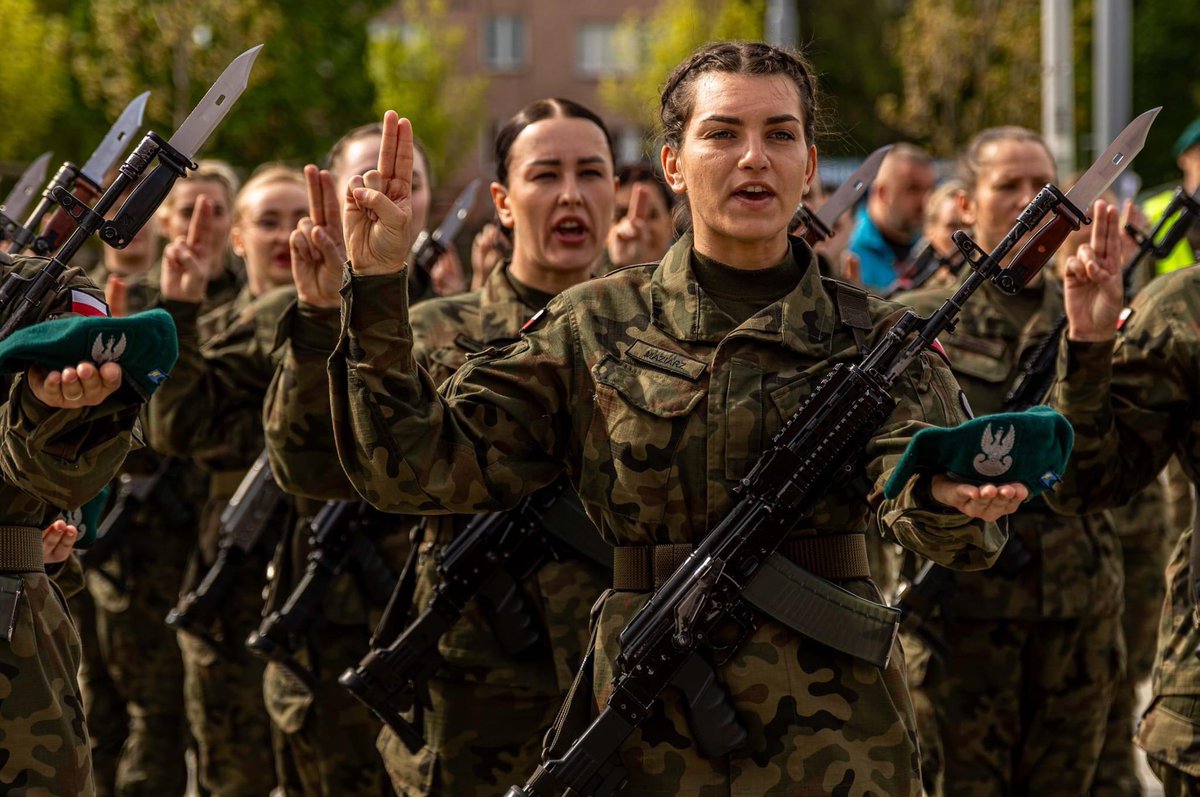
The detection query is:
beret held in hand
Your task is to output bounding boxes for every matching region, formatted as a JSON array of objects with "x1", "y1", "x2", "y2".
[
  {"x1": 0, "y1": 308, "x2": 178, "y2": 400},
  {"x1": 883, "y1": 405, "x2": 1074, "y2": 500},
  {"x1": 60, "y1": 484, "x2": 111, "y2": 548}
]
